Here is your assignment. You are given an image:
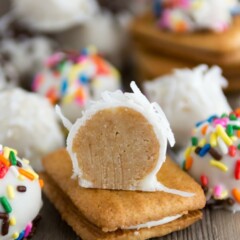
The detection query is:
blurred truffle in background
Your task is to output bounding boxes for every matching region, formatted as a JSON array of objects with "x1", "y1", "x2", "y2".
[
  {"x1": 0, "y1": 13, "x2": 56, "y2": 89},
  {"x1": 0, "y1": 88, "x2": 64, "y2": 171},
  {"x1": 32, "y1": 46, "x2": 121, "y2": 122},
  {"x1": 54, "y1": 0, "x2": 150, "y2": 67},
  {"x1": 144, "y1": 65, "x2": 232, "y2": 147},
  {"x1": 11, "y1": 0, "x2": 99, "y2": 32},
  {"x1": 0, "y1": 0, "x2": 150, "y2": 90}
]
